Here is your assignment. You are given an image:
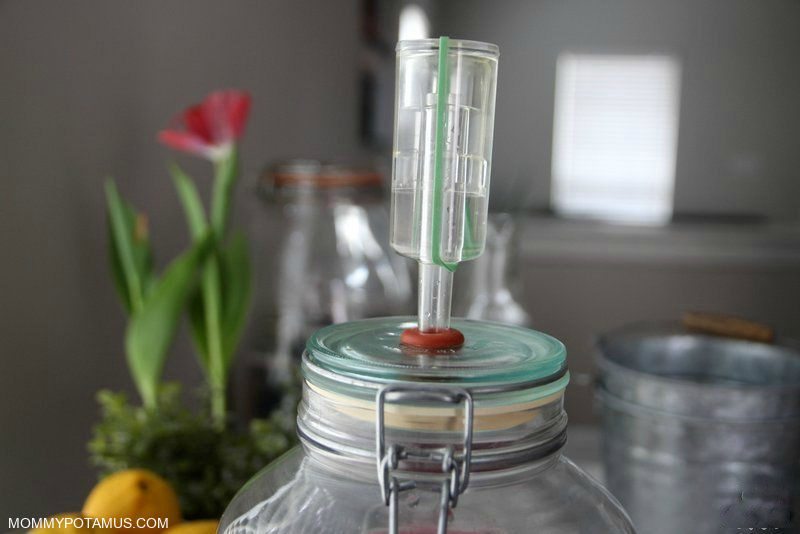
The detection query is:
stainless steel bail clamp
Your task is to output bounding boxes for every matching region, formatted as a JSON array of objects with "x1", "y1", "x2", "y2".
[{"x1": 375, "y1": 384, "x2": 475, "y2": 534}]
